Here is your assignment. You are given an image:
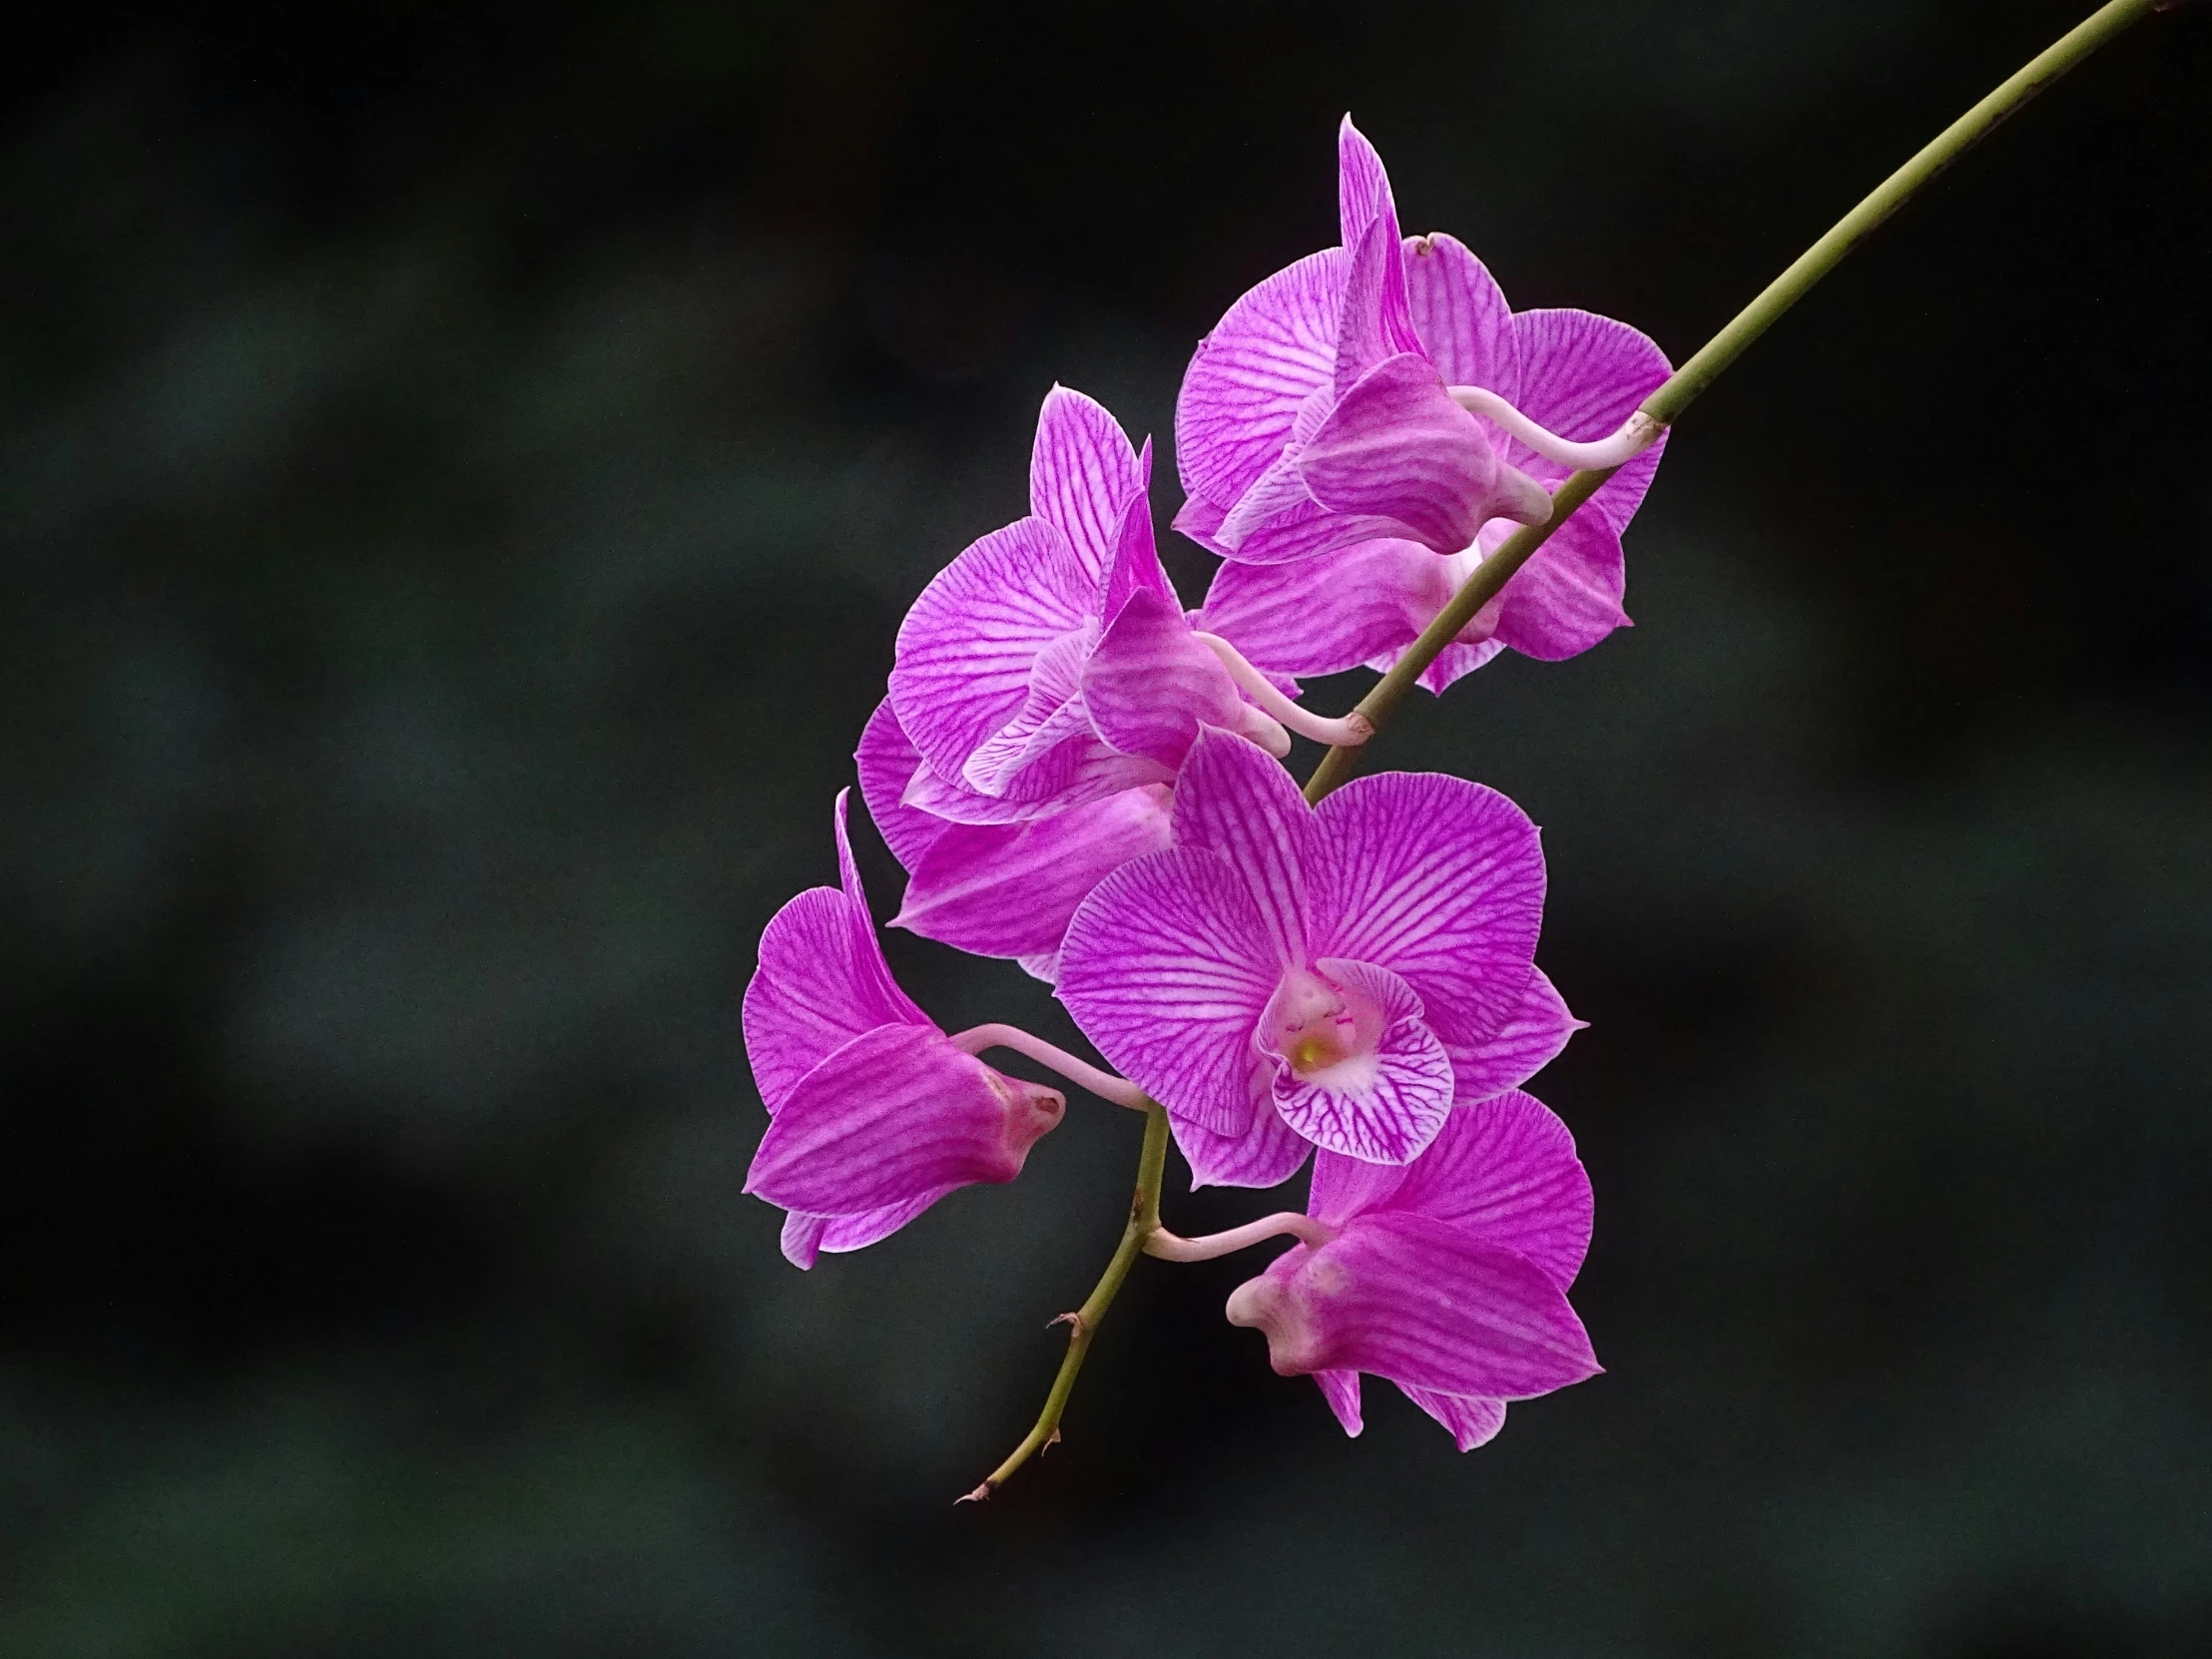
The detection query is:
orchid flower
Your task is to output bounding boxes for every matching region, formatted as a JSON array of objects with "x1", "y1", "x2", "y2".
[
  {"x1": 1181, "y1": 117, "x2": 1672, "y2": 692},
  {"x1": 1155, "y1": 1090, "x2": 1598, "y2": 1448},
  {"x1": 1056, "y1": 728, "x2": 1581, "y2": 1186},
  {"x1": 887, "y1": 385, "x2": 1366, "y2": 828},
  {"x1": 743, "y1": 791, "x2": 1152, "y2": 1267}
]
